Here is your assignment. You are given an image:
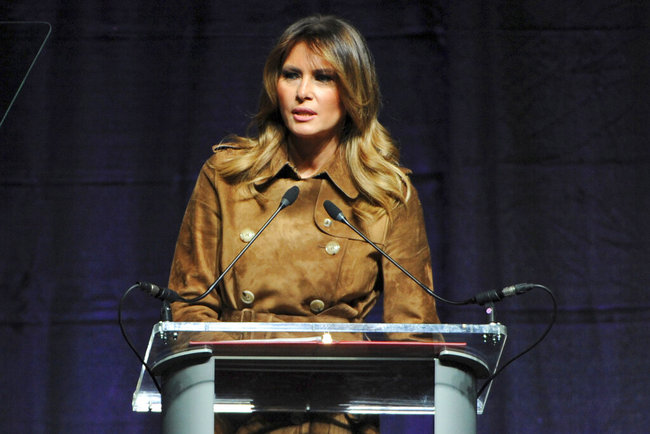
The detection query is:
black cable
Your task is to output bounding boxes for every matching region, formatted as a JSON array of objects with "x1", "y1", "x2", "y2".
[
  {"x1": 476, "y1": 284, "x2": 557, "y2": 398},
  {"x1": 118, "y1": 284, "x2": 162, "y2": 394}
]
